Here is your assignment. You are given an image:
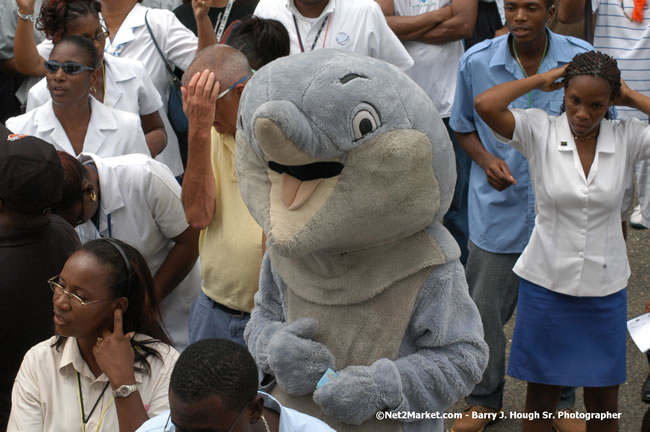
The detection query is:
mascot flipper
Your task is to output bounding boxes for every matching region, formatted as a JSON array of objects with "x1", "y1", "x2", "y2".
[{"x1": 237, "y1": 50, "x2": 489, "y2": 432}]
